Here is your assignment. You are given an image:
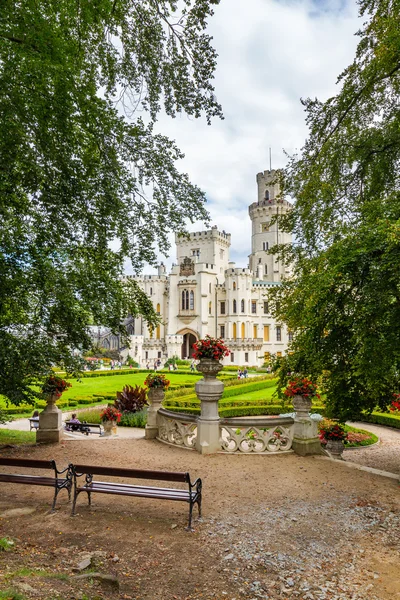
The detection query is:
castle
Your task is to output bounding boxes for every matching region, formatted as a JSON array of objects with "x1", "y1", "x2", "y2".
[{"x1": 96, "y1": 170, "x2": 292, "y2": 367}]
